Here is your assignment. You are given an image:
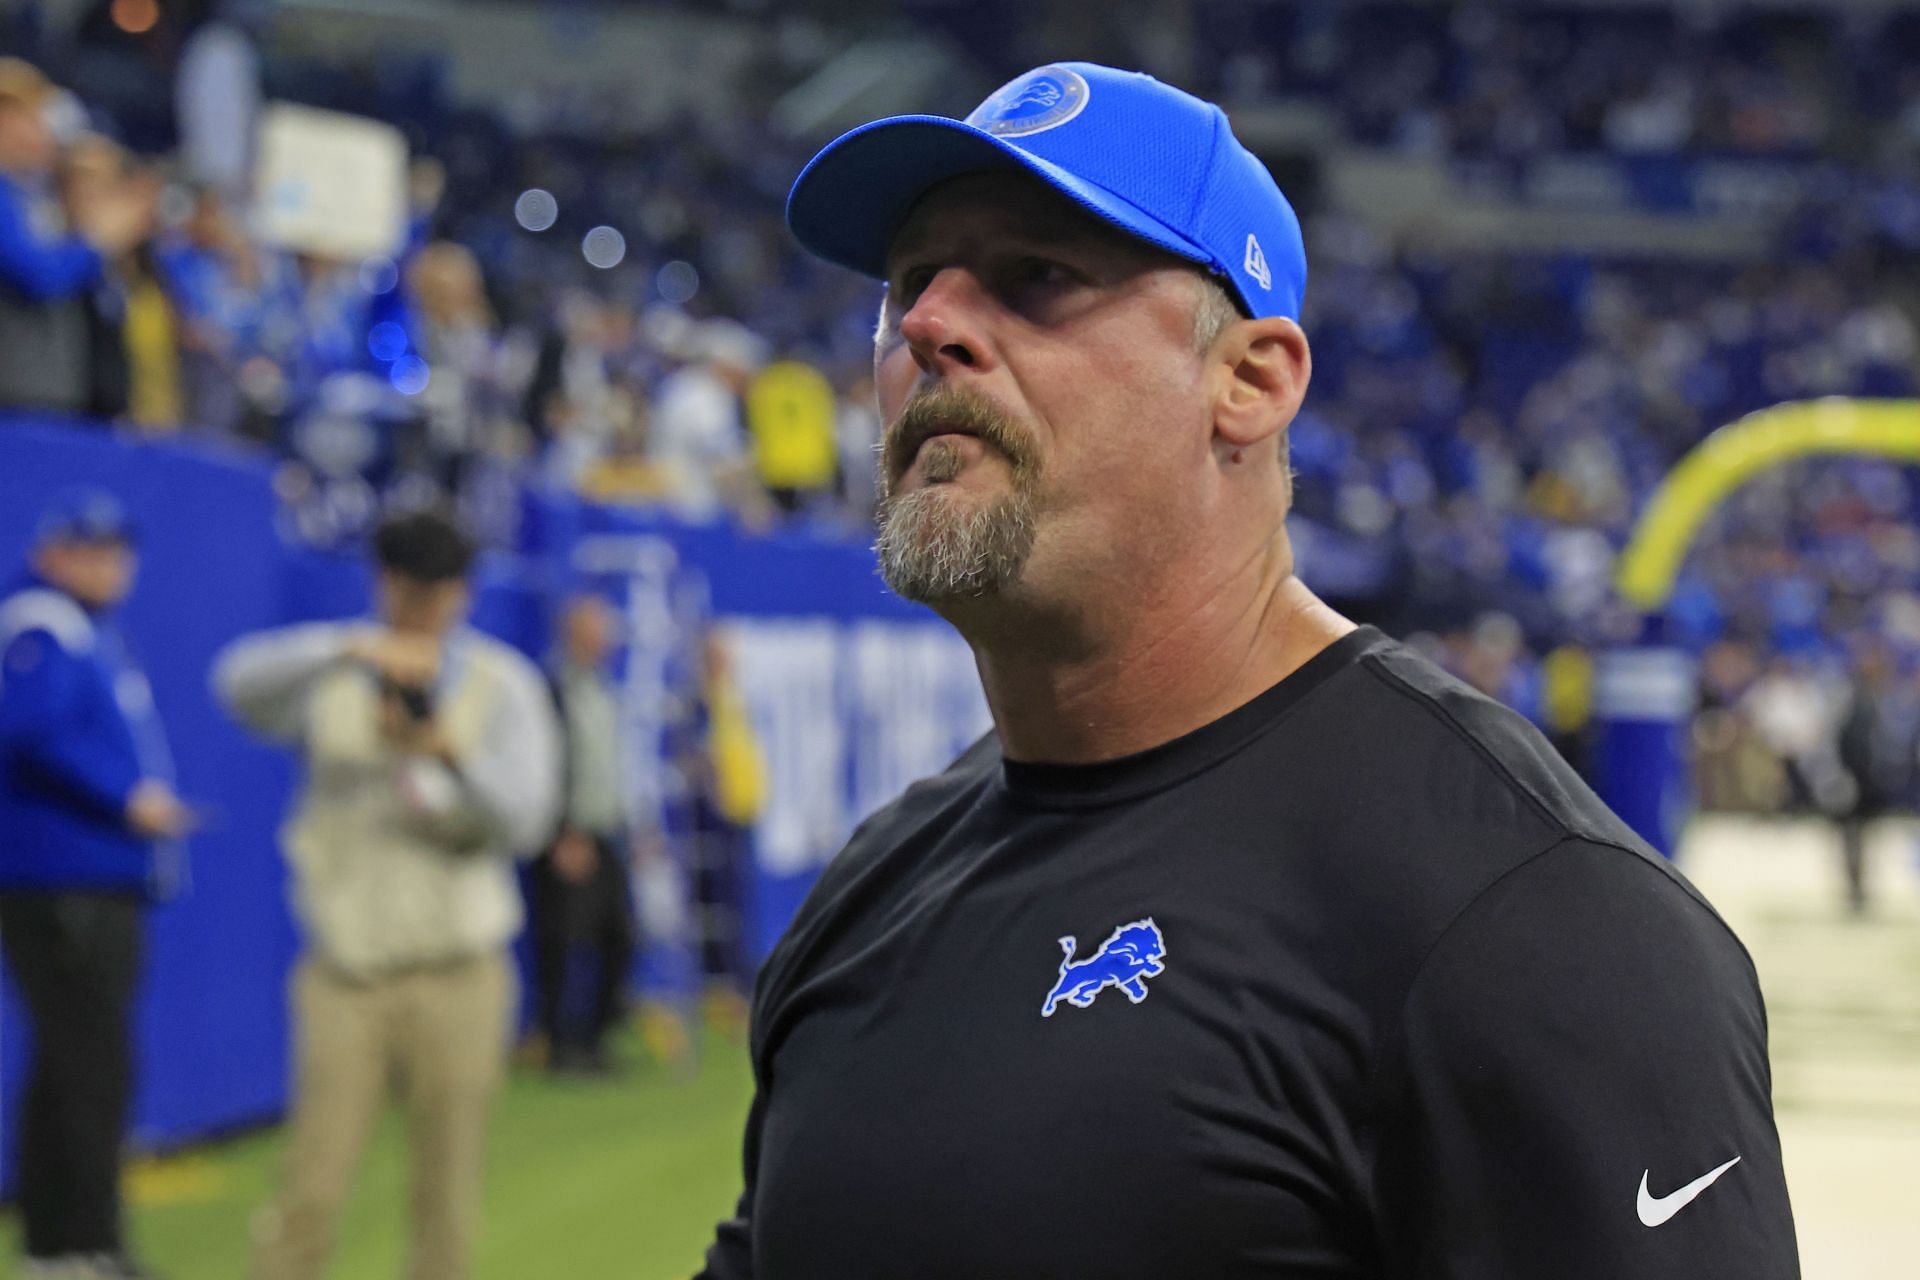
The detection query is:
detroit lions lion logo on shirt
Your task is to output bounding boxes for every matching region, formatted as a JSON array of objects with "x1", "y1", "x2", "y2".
[{"x1": 1041, "y1": 918, "x2": 1167, "y2": 1017}]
